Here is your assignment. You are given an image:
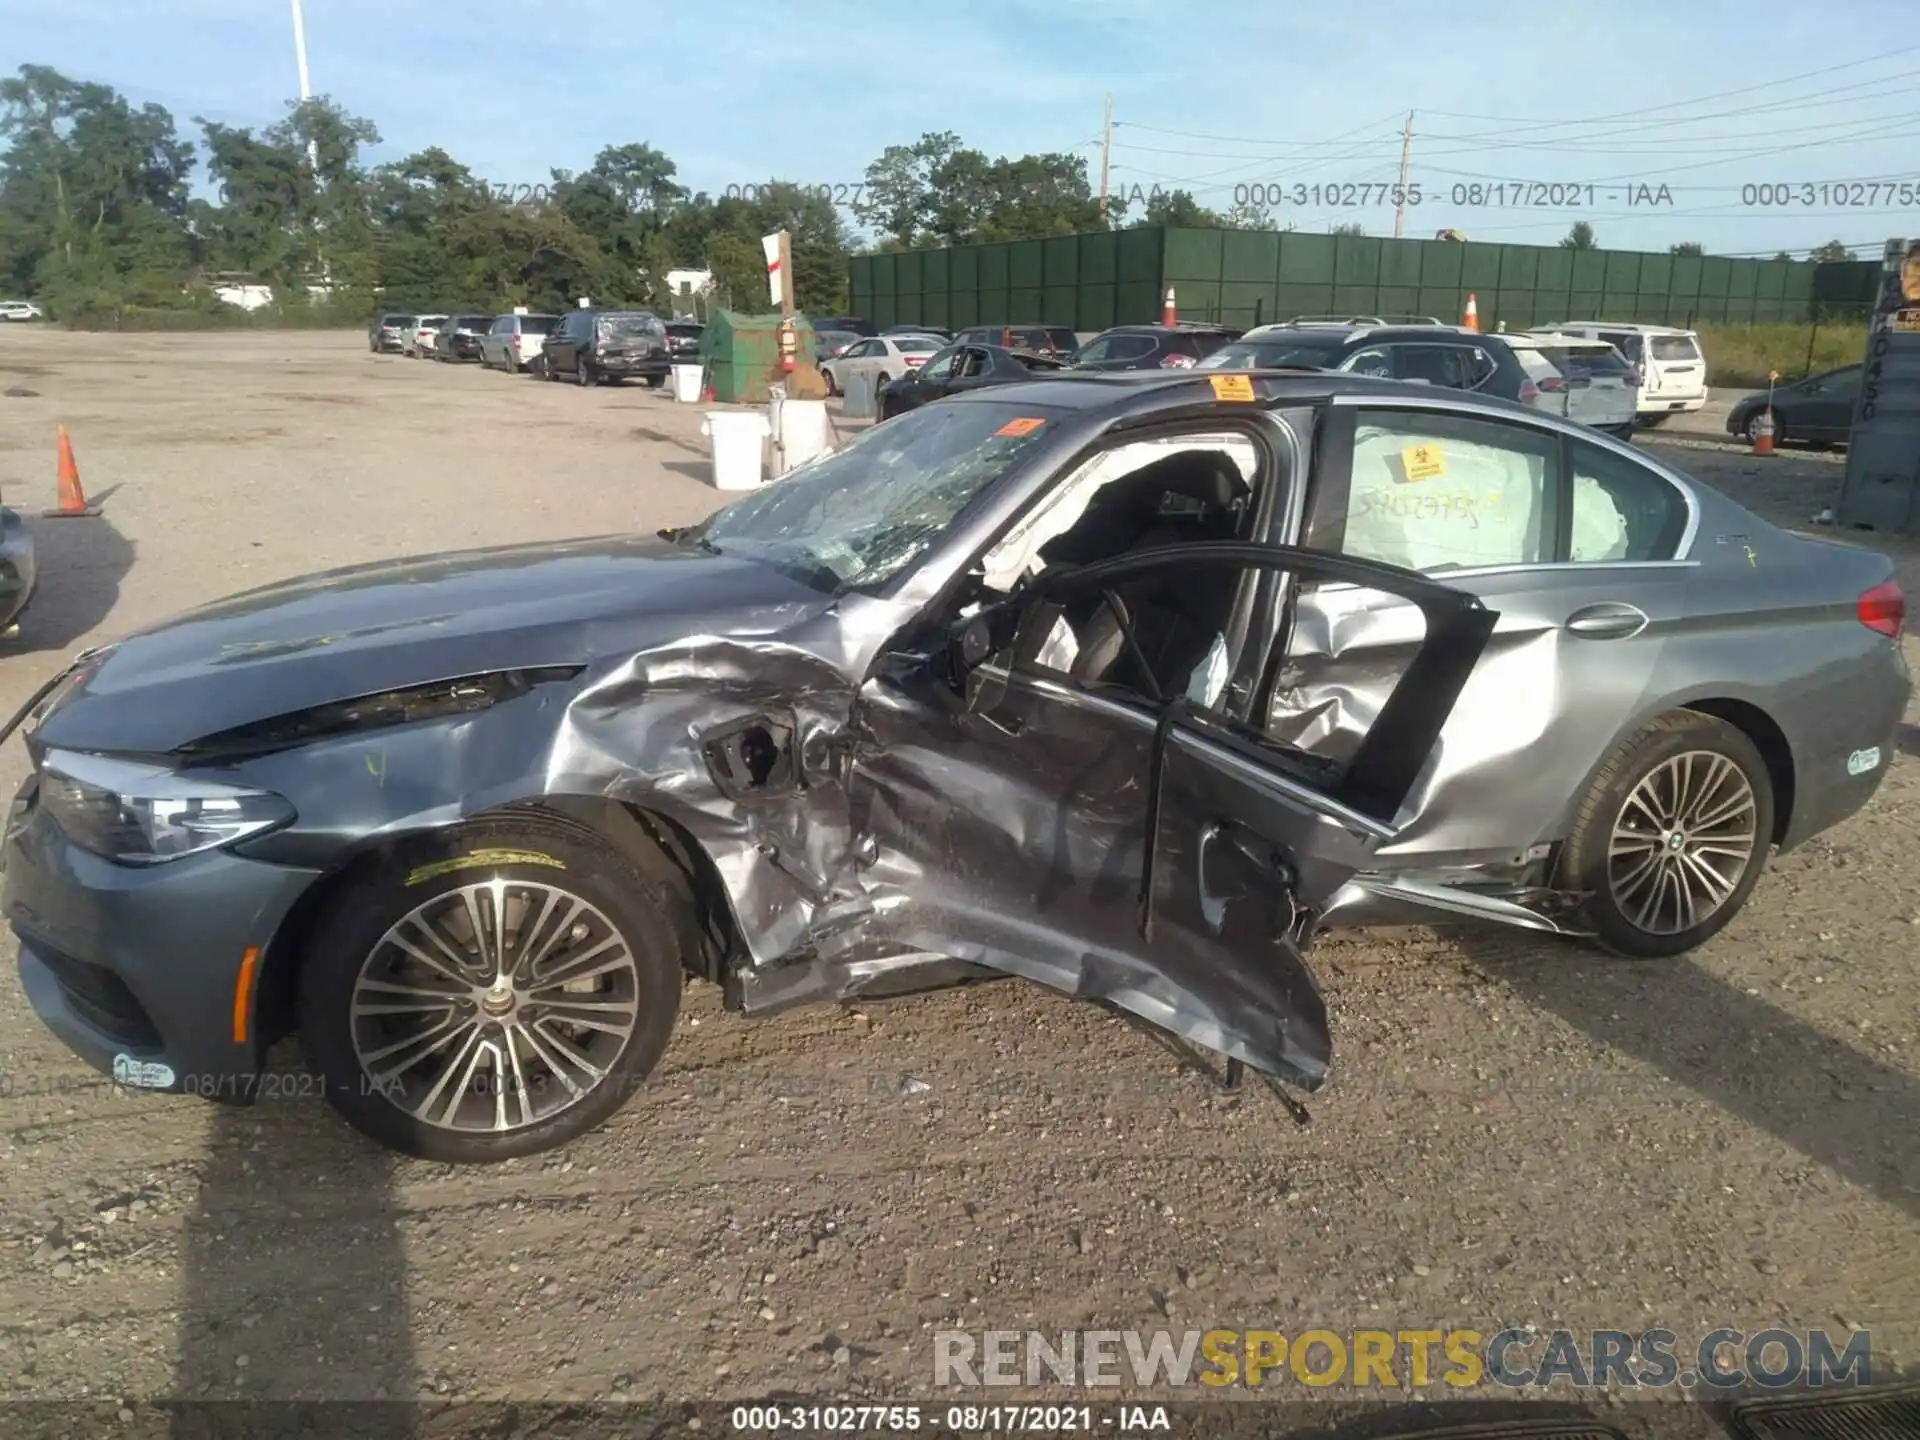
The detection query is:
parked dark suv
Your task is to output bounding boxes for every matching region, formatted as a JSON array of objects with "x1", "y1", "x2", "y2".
[
  {"x1": 1197, "y1": 323, "x2": 1536, "y2": 403},
  {"x1": 436, "y1": 314, "x2": 497, "y2": 362},
  {"x1": 541, "y1": 309, "x2": 672, "y2": 387},
  {"x1": 1071, "y1": 323, "x2": 1241, "y2": 371},
  {"x1": 954, "y1": 324, "x2": 1079, "y2": 358}
]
